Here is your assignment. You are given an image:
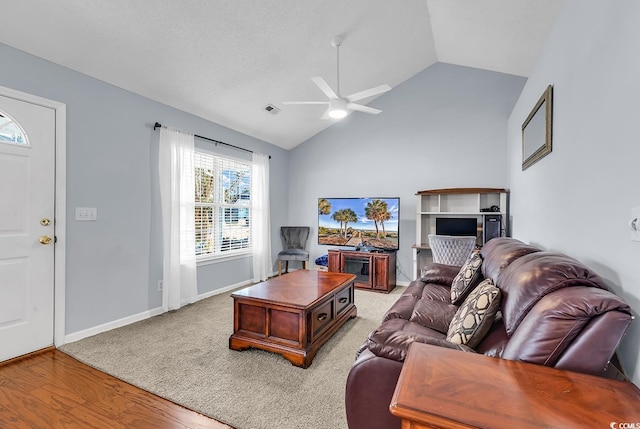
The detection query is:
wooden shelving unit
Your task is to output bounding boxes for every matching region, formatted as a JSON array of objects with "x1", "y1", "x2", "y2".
[{"x1": 412, "y1": 187, "x2": 508, "y2": 280}]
